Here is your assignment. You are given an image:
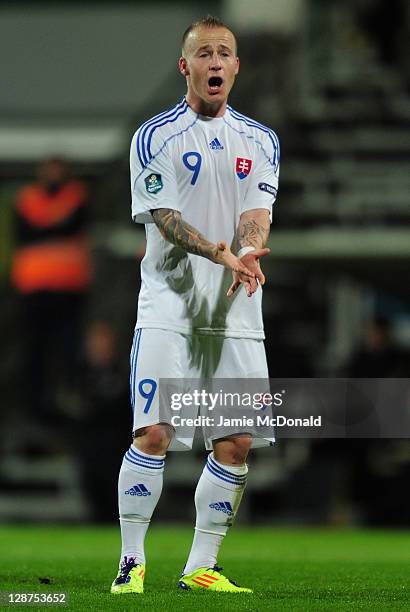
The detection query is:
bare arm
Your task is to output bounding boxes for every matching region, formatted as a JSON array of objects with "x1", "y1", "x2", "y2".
[
  {"x1": 236, "y1": 208, "x2": 270, "y2": 252},
  {"x1": 152, "y1": 208, "x2": 219, "y2": 262},
  {"x1": 228, "y1": 209, "x2": 271, "y2": 297},
  {"x1": 151, "y1": 208, "x2": 254, "y2": 276}
]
